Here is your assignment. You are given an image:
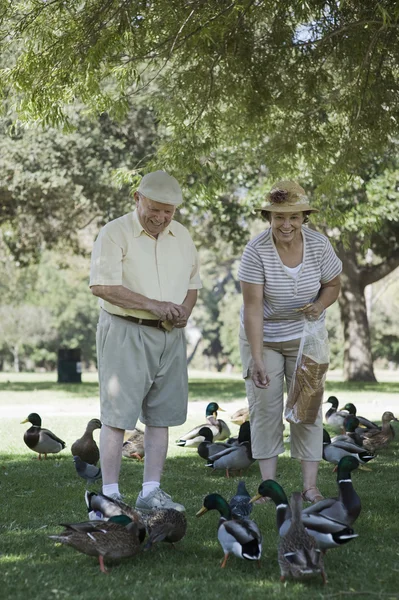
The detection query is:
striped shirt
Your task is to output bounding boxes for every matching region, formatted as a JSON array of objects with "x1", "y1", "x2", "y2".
[{"x1": 238, "y1": 226, "x2": 342, "y2": 341}]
